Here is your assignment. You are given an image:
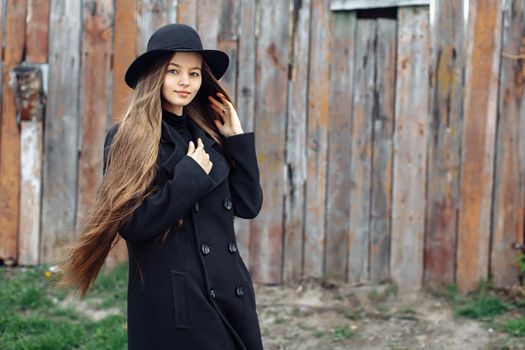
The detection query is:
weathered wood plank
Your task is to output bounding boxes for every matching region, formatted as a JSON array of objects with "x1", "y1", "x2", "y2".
[
  {"x1": 197, "y1": 0, "x2": 221, "y2": 48},
  {"x1": 369, "y1": 17, "x2": 396, "y2": 283},
  {"x1": 457, "y1": 0, "x2": 502, "y2": 292},
  {"x1": 107, "y1": 0, "x2": 138, "y2": 264},
  {"x1": 137, "y1": 0, "x2": 177, "y2": 54},
  {"x1": 77, "y1": 0, "x2": 116, "y2": 262},
  {"x1": 235, "y1": 0, "x2": 257, "y2": 268},
  {"x1": 16, "y1": 67, "x2": 45, "y2": 265},
  {"x1": 490, "y1": 0, "x2": 525, "y2": 288},
  {"x1": 391, "y1": 6, "x2": 430, "y2": 291},
  {"x1": 283, "y1": 0, "x2": 312, "y2": 281},
  {"x1": 348, "y1": 19, "x2": 376, "y2": 283},
  {"x1": 41, "y1": 0, "x2": 82, "y2": 263},
  {"x1": 19, "y1": 121, "x2": 43, "y2": 265},
  {"x1": 111, "y1": 0, "x2": 137, "y2": 124},
  {"x1": 303, "y1": 0, "x2": 331, "y2": 278},
  {"x1": 26, "y1": 0, "x2": 50, "y2": 63},
  {"x1": 0, "y1": 0, "x2": 26, "y2": 265},
  {"x1": 325, "y1": 11, "x2": 355, "y2": 281},
  {"x1": 217, "y1": 0, "x2": 239, "y2": 98},
  {"x1": 251, "y1": 0, "x2": 290, "y2": 283},
  {"x1": 177, "y1": 0, "x2": 197, "y2": 27},
  {"x1": 424, "y1": 0, "x2": 465, "y2": 288}
]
